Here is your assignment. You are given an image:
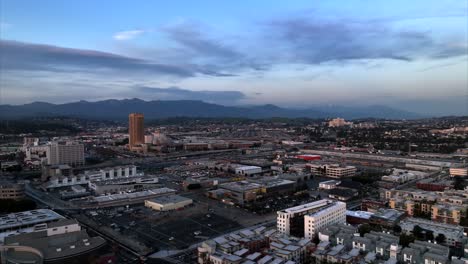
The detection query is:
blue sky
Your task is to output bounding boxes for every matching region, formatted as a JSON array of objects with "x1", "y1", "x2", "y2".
[{"x1": 0, "y1": 0, "x2": 467, "y2": 115}]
